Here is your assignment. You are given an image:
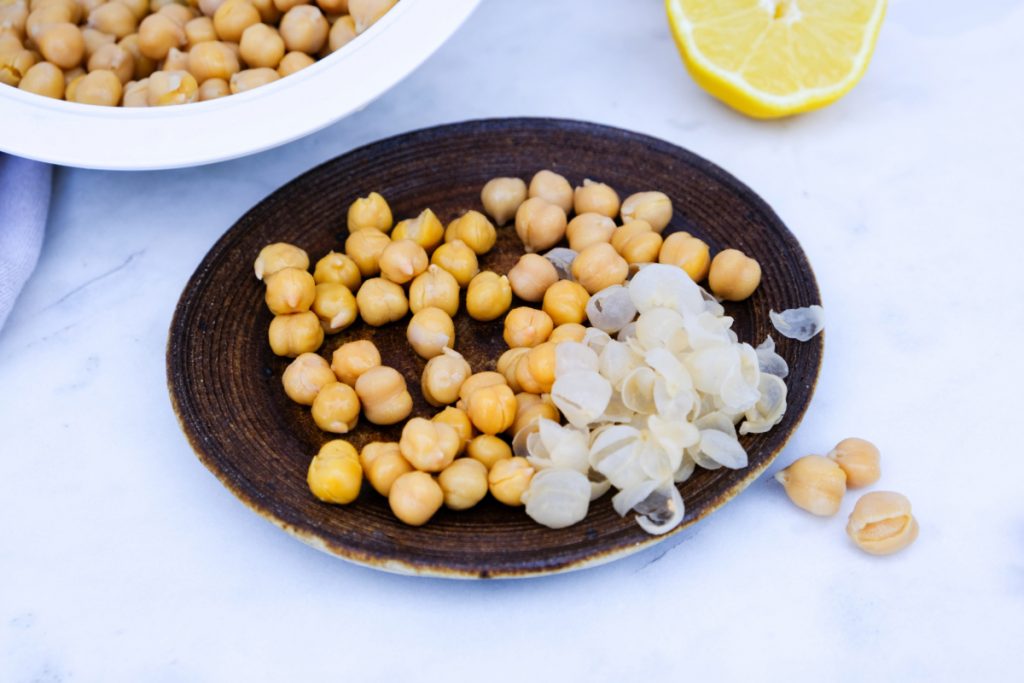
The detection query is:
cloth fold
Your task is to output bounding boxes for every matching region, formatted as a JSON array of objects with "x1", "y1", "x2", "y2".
[{"x1": 0, "y1": 154, "x2": 52, "y2": 331}]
